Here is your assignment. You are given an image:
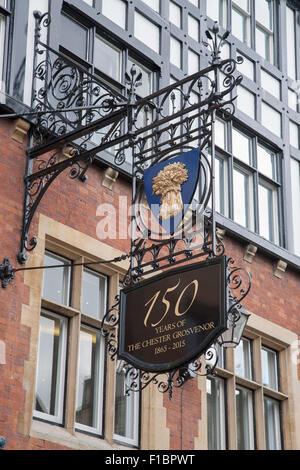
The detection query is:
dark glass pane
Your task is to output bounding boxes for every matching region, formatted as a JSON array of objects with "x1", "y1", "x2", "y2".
[{"x1": 60, "y1": 14, "x2": 88, "y2": 60}]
